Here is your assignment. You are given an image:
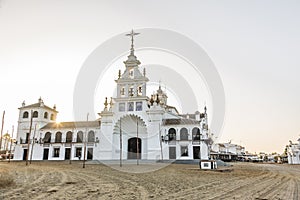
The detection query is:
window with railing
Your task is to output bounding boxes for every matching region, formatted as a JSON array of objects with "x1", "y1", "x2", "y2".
[
  {"x1": 192, "y1": 127, "x2": 201, "y2": 144},
  {"x1": 44, "y1": 132, "x2": 51, "y2": 143},
  {"x1": 77, "y1": 131, "x2": 83, "y2": 143},
  {"x1": 23, "y1": 111, "x2": 29, "y2": 118},
  {"x1": 180, "y1": 128, "x2": 188, "y2": 140},
  {"x1": 33, "y1": 111, "x2": 38, "y2": 118},
  {"x1": 66, "y1": 131, "x2": 73, "y2": 143},
  {"x1": 88, "y1": 130, "x2": 95, "y2": 142},
  {"x1": 55, "y1": 132, "x2": 62, "y2": 143},
  {"x1": 168, "y1": 128, "x2": 176, "y2": 144}
]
